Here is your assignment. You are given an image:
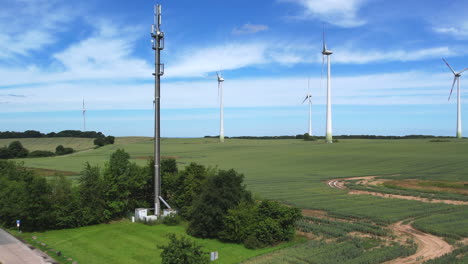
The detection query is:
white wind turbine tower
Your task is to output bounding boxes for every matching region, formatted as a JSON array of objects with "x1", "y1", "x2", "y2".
[
  {"x1": 322, "y1": 28, "x2": 333, "y2": 143},
  {"x1": 82, "y1": 99, "x2": 86, "y2": 131},
  {"x1": 443, "y1": 58, "x2": 468, "y2": 139},
  {"x1": 217, "y1": 71, "x2": 225, "y2": 143},
  {"x1": 302, "y1": 78, "x2": 313, "y2": 136}
]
